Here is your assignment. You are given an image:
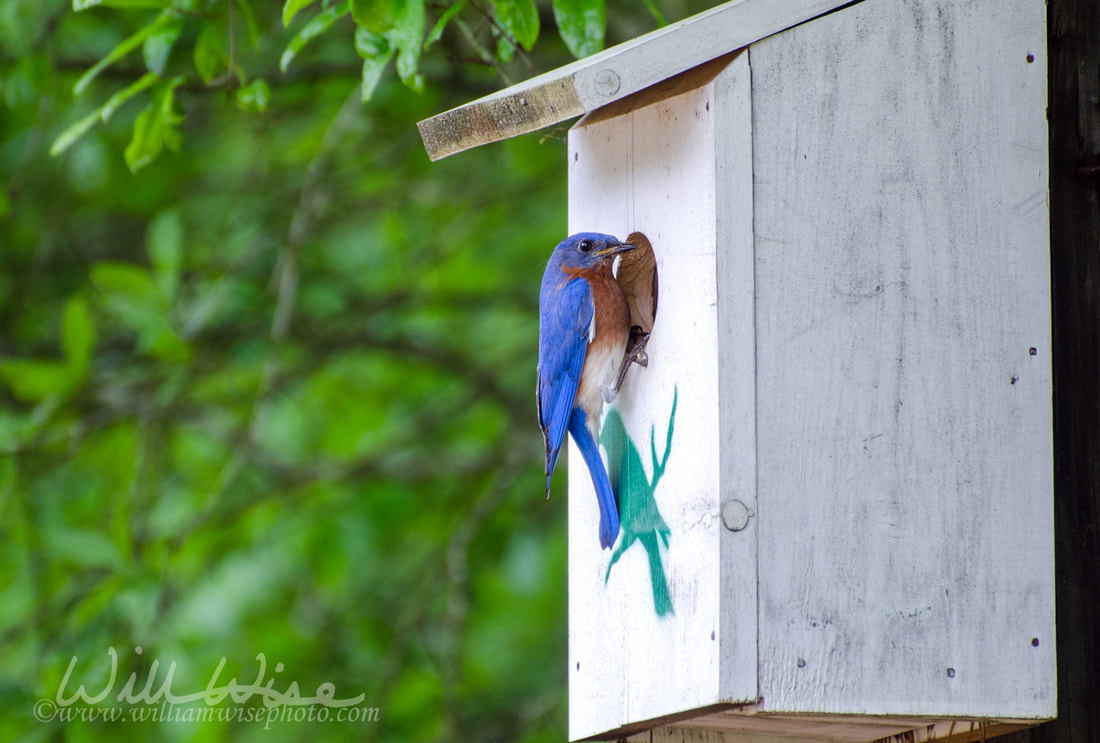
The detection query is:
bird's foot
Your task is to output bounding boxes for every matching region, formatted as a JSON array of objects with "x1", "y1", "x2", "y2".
[
  {"x1": 627, "y1": 326, "x2": 650, "y2": 368},
  {"x1": 612, "y1": 326, "x2": 651, "y2": 394}
]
